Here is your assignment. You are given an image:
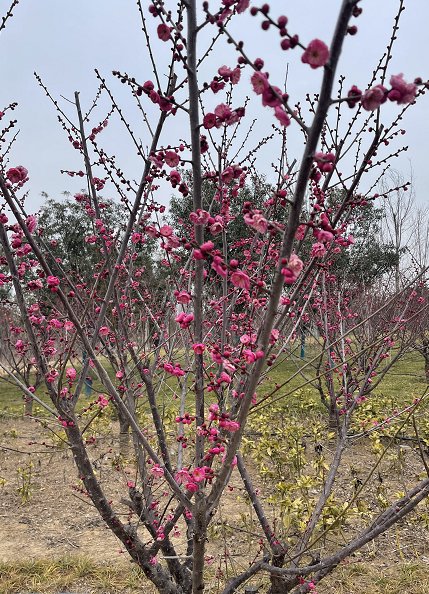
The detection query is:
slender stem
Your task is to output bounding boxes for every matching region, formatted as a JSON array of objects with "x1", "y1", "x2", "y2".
[{"x1": 186, "y1": 2, "x2": 207, "y2": 592}]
